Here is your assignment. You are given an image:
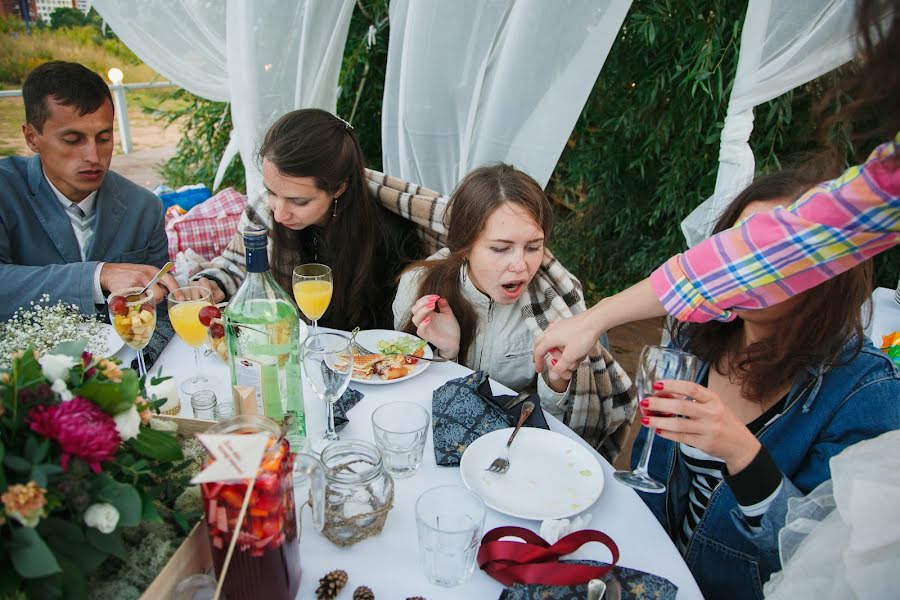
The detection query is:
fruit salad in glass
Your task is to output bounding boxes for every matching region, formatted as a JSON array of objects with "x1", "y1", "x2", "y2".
[{"x1": 107, "y1": 287, "x2": 156, "y2": 377}]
